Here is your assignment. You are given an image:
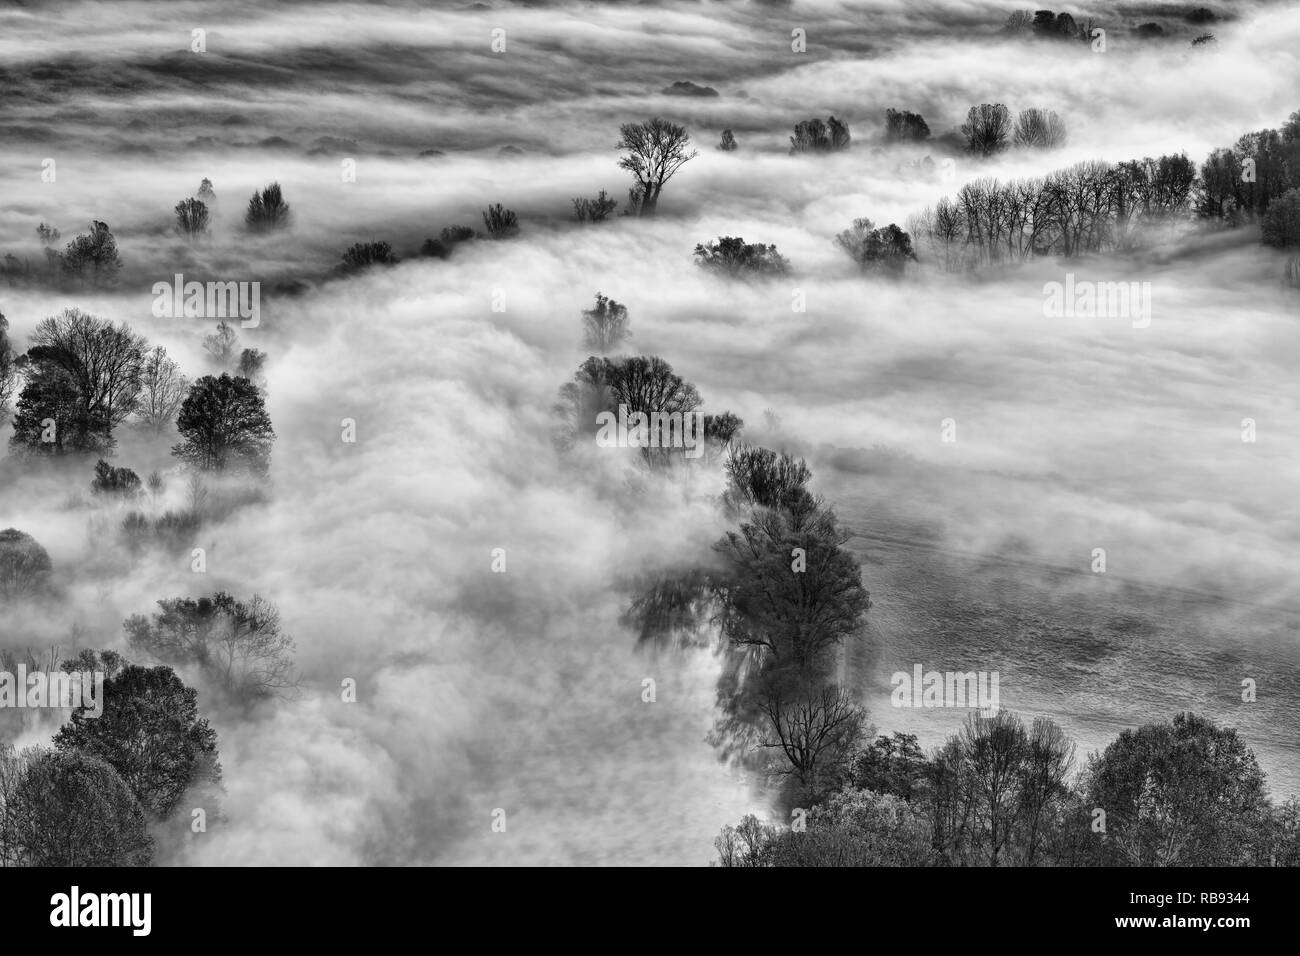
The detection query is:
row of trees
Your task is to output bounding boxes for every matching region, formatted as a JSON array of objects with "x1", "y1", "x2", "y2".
[
  {"x1": 716, "y1": 710, "x2": 1297, "y2": 867},
  {"x1": 907, "y1": 154, "x2": 1198, "y2": 269}
]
